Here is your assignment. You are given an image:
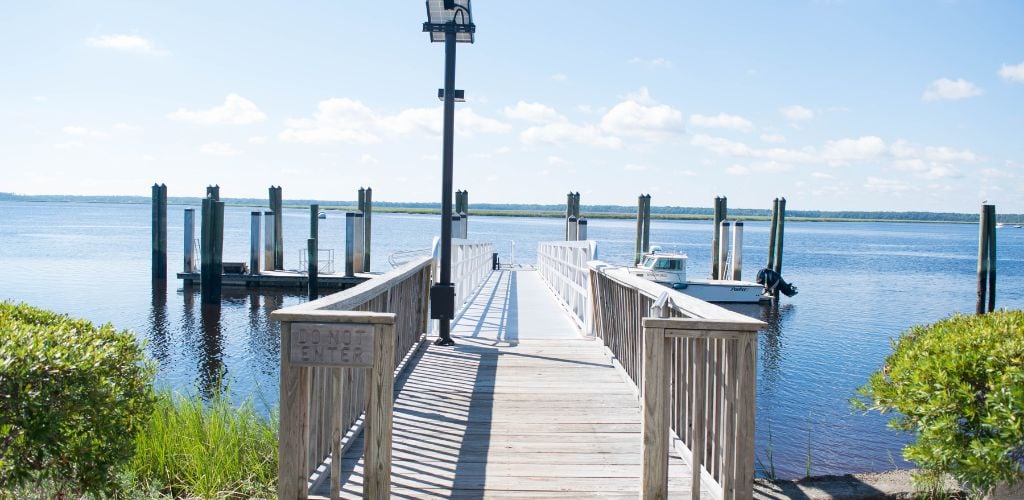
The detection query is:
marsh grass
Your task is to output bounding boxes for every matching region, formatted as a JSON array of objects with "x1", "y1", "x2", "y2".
[{"x1": 129, "y1": 387, "x2": 278, "y2": 499}]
